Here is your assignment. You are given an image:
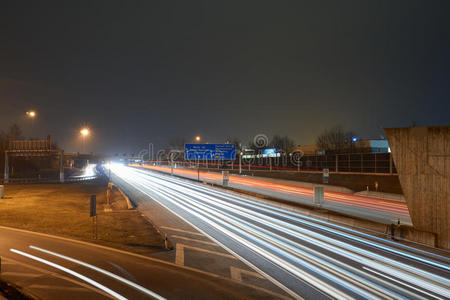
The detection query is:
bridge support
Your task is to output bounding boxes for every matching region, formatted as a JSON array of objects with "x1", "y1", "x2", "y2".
[{"x1": 385, "y1": 126, "x2": 450, "y2": 249}]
